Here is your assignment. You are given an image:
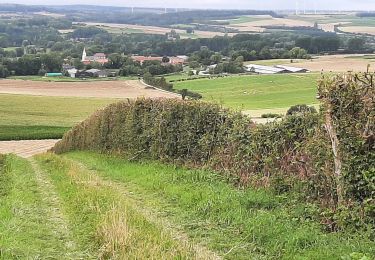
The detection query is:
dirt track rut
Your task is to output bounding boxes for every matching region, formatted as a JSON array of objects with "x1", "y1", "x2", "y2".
[{"x1": 0, "y1": 139, "x2": 59, "y2": 157}]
